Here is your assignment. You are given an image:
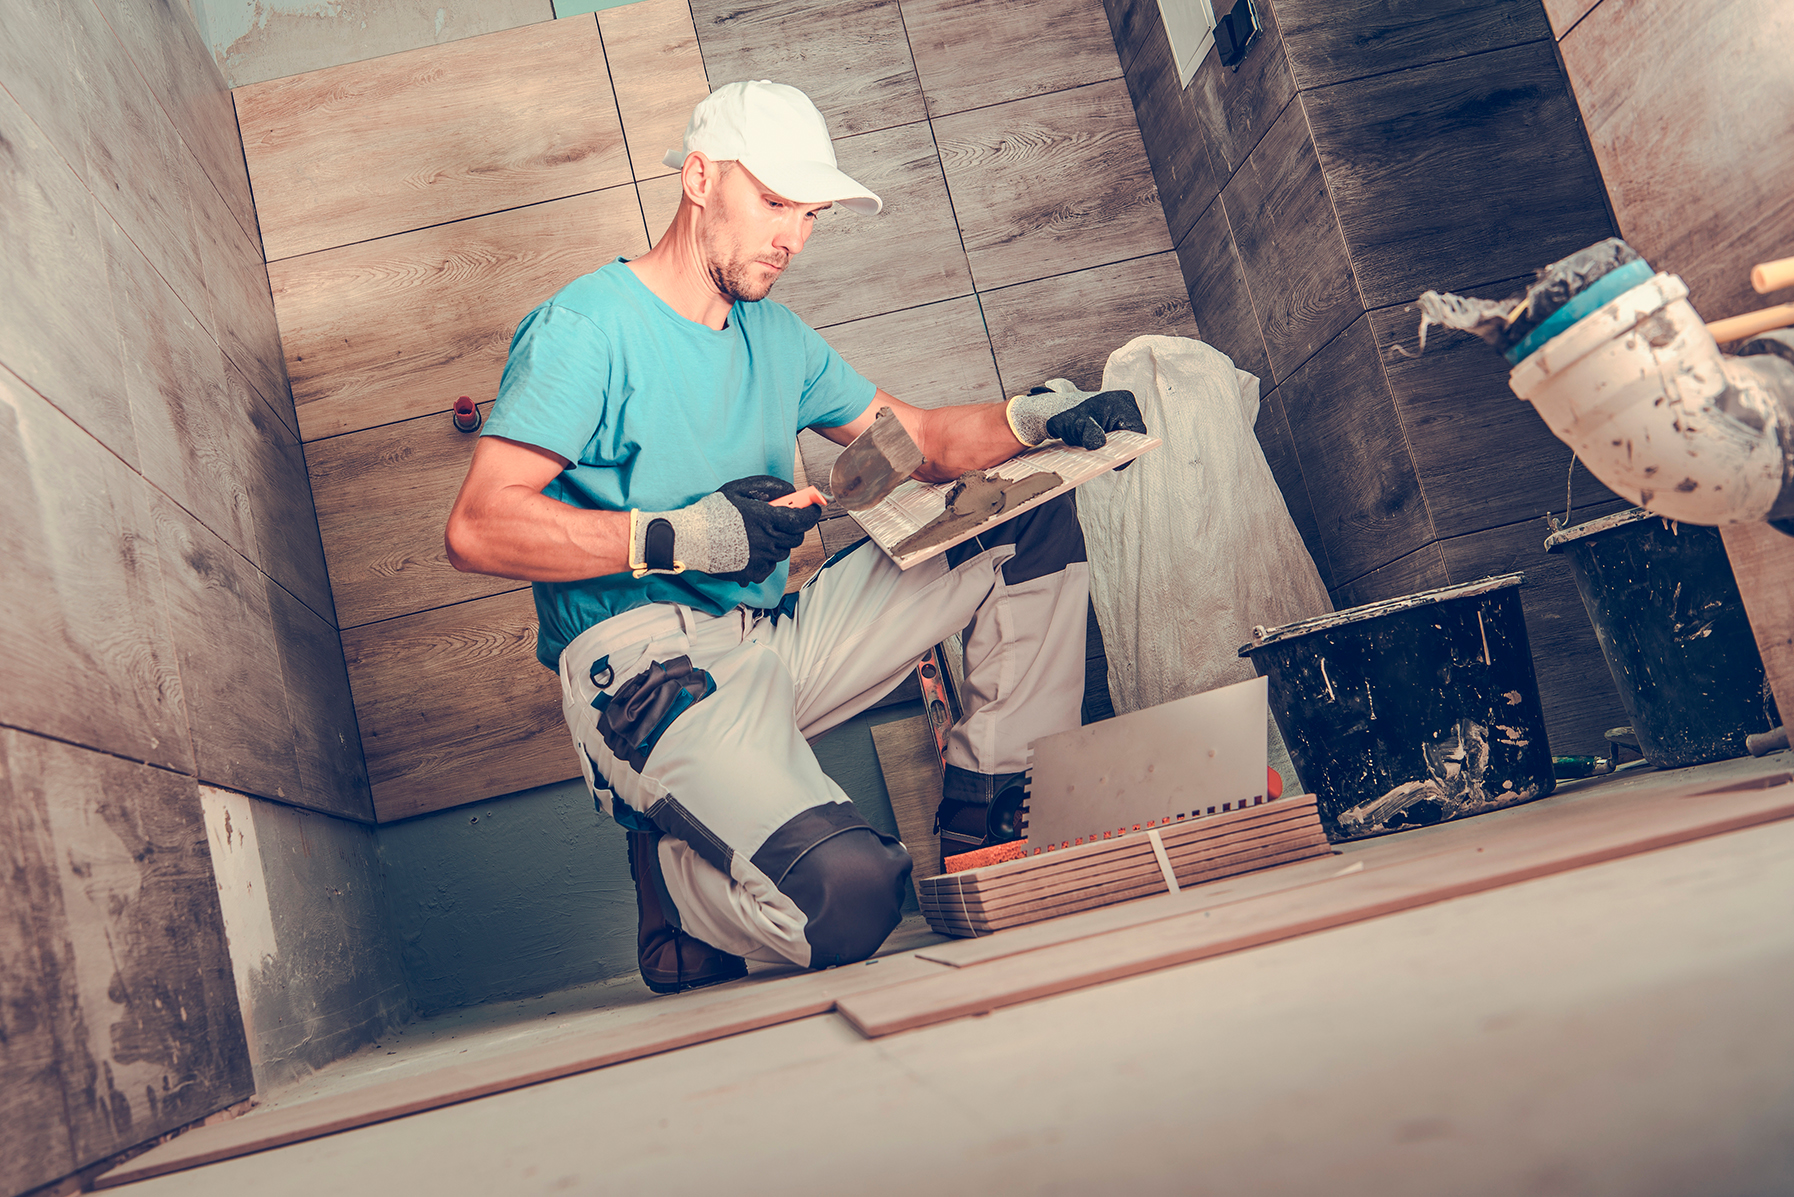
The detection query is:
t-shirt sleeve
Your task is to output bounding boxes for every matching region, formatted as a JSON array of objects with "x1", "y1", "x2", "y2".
[
  {"x1": 482, "y1": 303, "x2": 614, "y2": 464},
  {"x1": 796, "y1": 322, "x2": 877, "y2": 431}
]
